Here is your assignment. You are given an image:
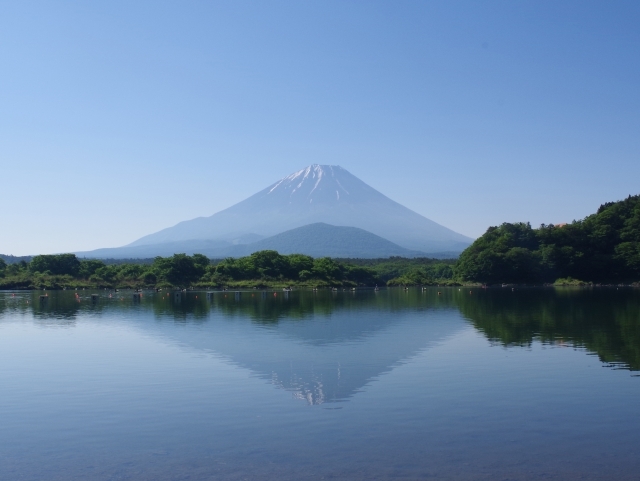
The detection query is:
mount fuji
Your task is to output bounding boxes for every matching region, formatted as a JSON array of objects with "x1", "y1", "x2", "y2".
[{"x1": 80, "y1": 165, "x2": 473, "y2": 258}]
